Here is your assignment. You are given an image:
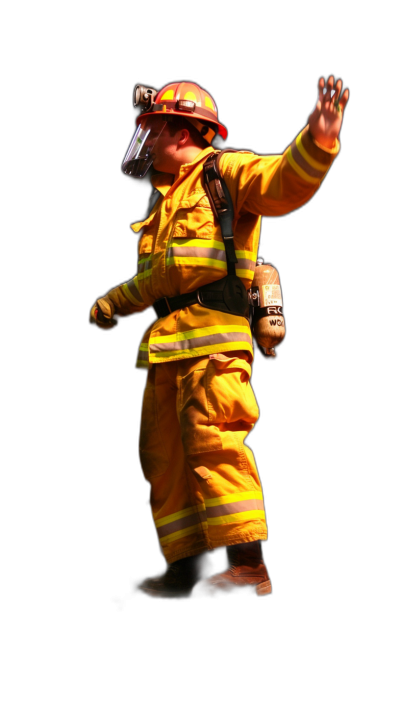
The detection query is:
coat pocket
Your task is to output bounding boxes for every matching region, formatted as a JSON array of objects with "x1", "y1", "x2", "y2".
[
  {"x1": 131, "y1": 212, "x2": 157, "y2": 255},
  {"x1": 167, "y1": 194, "x2": 226, "y2": 283},
  {"x1": 171, "y1": 193, "x2": 220, "y2": 240}
]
